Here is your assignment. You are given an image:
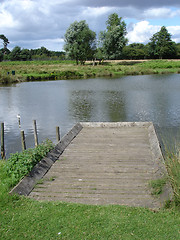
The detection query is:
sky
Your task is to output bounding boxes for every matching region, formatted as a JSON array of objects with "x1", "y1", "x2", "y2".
[{"x1": 1, "y1": 0, "x2": 180, "y2": 51}]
